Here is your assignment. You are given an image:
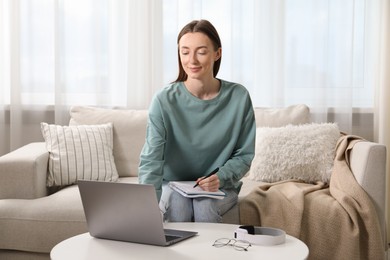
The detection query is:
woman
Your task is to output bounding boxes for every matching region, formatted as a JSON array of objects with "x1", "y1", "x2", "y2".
[{"x1": 139, "y1": 19, "x2": 255, "y2": 223}]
